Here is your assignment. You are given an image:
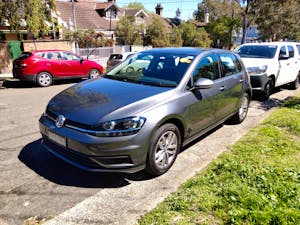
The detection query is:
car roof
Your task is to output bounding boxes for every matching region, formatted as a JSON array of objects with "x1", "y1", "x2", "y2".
[
  {"x1": 240, "y1": 42, "x2": 300, "y2": 46},
  {"x1": 31, "y1": 50, "x2": 72, "y2": 53},
  {"x1": 140, "y1": 47, "x2": 232, "y2": 55}
]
